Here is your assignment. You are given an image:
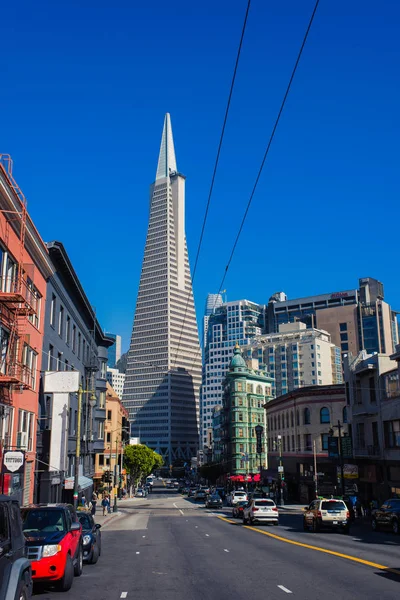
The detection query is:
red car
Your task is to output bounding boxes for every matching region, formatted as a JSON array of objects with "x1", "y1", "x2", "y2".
[{"x1": 21, "y1": 504, "x2": 83, "y2": 592}]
